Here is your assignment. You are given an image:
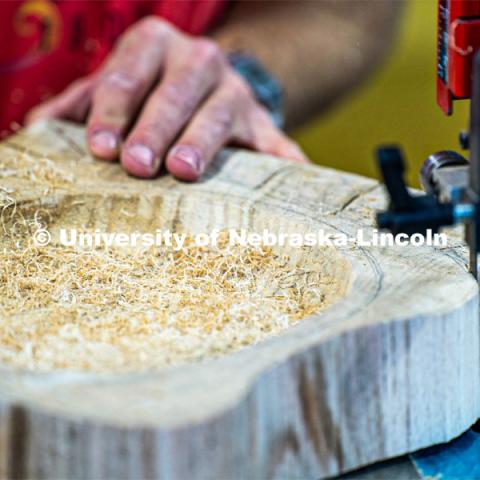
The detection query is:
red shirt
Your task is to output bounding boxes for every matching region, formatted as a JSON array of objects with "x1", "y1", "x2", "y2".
[{"x1": 0, "y1": 0, "x2": 227, "y2": 136}]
